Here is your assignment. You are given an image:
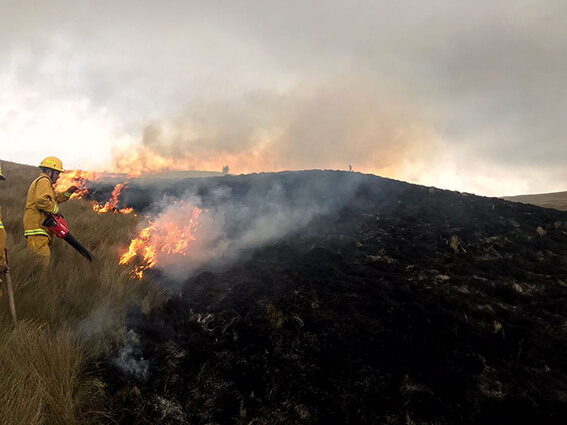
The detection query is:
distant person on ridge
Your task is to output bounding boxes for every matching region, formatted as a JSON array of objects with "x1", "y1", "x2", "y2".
[
  {"x1": 0, "y1": 164, "x2": 7, "y2": 295},
  {"x1": 23, "y1": 157, "x2": 77, "y2": 265}
]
